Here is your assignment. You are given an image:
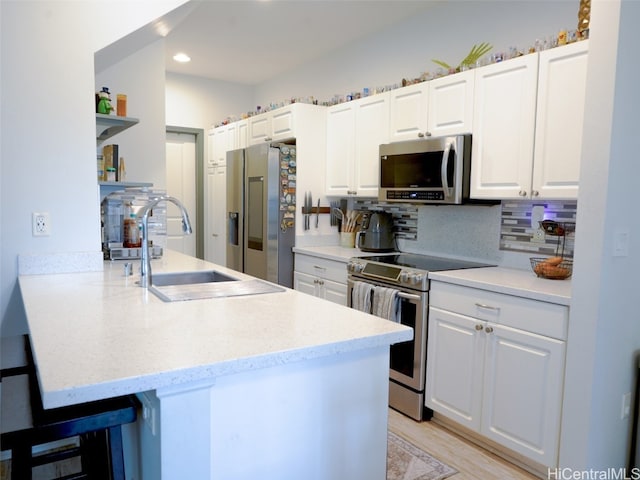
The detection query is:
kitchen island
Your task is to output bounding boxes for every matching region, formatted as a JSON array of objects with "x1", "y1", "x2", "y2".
[{"x1": 18, "y1": 250, "x2": 412, "y2": 479}]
